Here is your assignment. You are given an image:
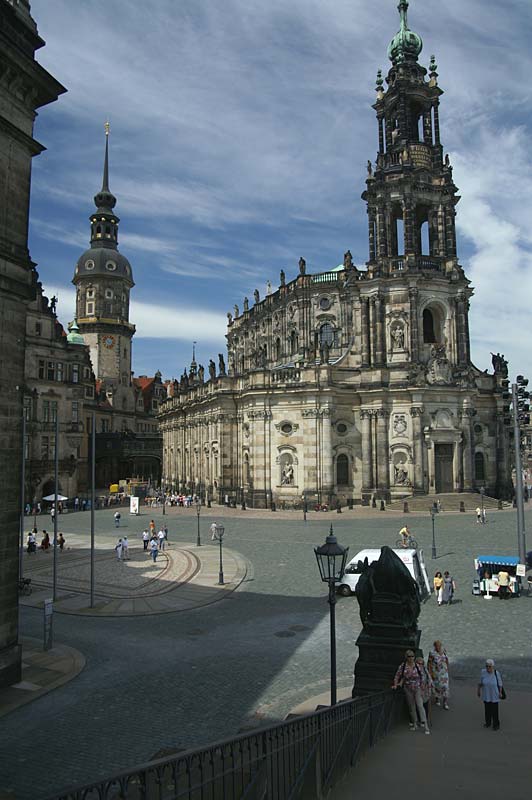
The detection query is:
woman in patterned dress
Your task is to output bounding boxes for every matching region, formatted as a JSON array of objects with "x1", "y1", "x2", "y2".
[{"x1": 428, "y1": 639, "x2": 450, "y2": 709}]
